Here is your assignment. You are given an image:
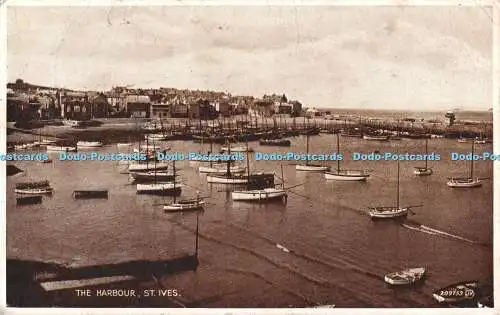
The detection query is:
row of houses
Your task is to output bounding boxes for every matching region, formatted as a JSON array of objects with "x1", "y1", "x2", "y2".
[{"x1": 7, "y1": 80, "x2": 303, "y2": 121}]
